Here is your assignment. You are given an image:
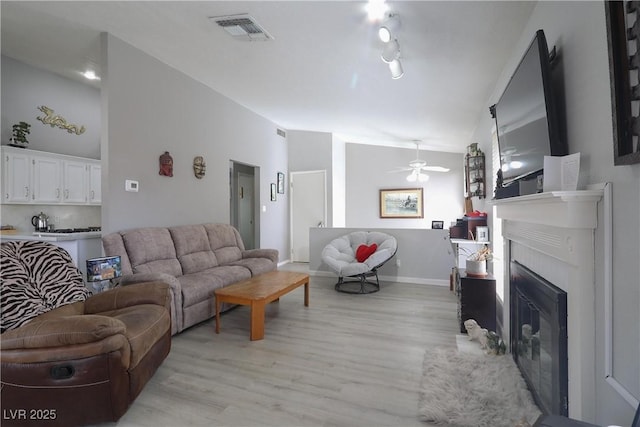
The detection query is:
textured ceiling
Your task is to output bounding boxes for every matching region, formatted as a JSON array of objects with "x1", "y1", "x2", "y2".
[{"x1": 1, "y1": 1, "x2": 536, "y2": 152}]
